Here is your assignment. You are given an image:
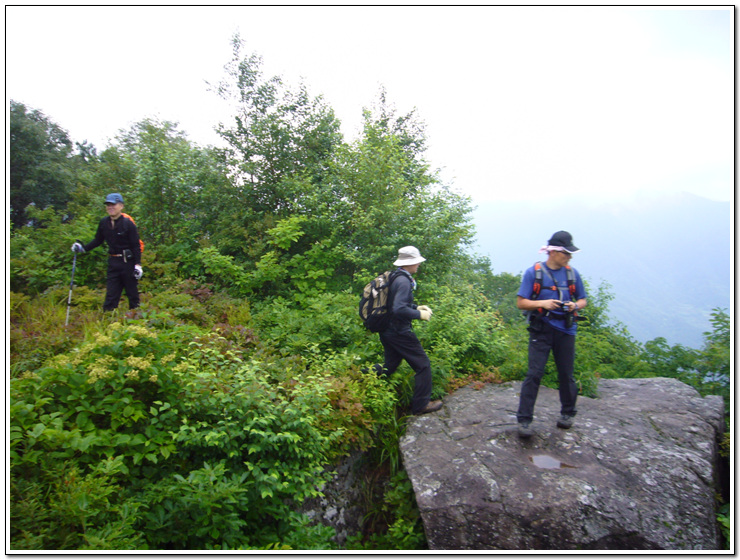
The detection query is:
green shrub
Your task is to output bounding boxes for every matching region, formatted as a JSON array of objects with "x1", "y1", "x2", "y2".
[
  {"x1": 251, "y1": 291, "x2": 374, "y2": 360},
  {"x1": 9, "y1": 315, "x2": 347, "y2": 549},
  {"x1": 148, "y1": 289, "x2": 210, "y2": 326},
  {"x1": 417, "y1": 283, "x2": 507, "y2": 381}
]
